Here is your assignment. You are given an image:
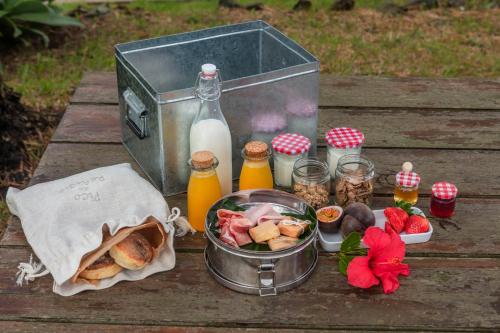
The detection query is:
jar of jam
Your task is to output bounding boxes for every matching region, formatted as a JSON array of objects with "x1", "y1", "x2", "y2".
[
  {"x1": 394, "y1": 161, "x2": 420, "y2": 205},
  {"x1": 430, "y1": 182, "x2": 458, "y2": 218}
]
